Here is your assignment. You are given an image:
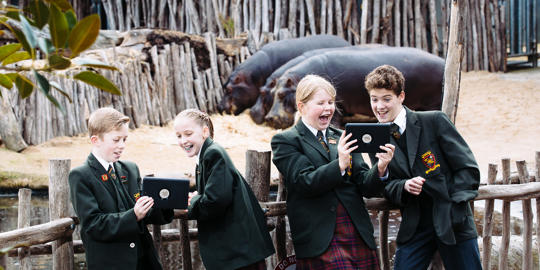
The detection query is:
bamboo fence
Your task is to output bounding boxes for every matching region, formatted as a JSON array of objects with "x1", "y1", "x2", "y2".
[
  {"x1": 0, "y1": 151, "x2": 539, "y2": 269},
  {"x1": 66, "y1": 0, "x2": 508, "y2": 72}
]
